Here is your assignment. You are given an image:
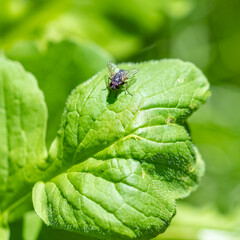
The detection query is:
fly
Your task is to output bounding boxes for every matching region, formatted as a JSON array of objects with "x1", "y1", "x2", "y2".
[{"x1": 105, "y1": 62, "x2": 138, "y2": 97}]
